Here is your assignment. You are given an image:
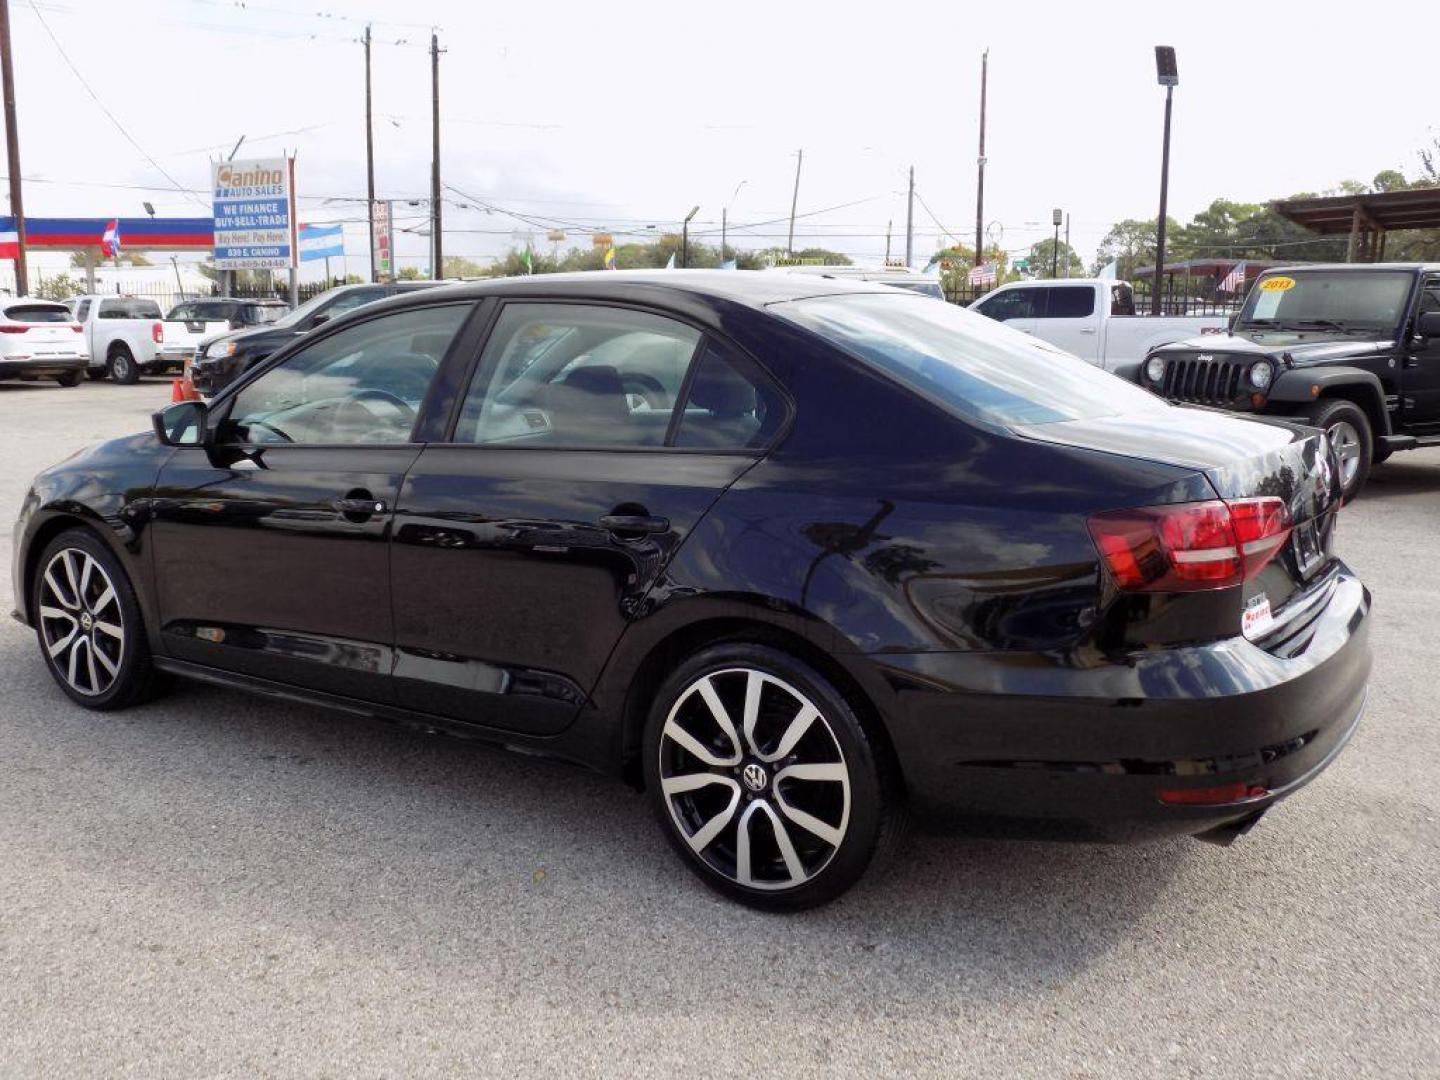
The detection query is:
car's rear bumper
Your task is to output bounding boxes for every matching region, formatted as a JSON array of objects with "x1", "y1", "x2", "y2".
[
  {"x1": 870, "y1": 567, "x2": 1371, "y2": 840},
  {"x1": 145, "y1": 348, "x2": 192, "y2": 374},
  {"x1": 0, "y1": 356, "x2": 87, "y2": 379}
]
